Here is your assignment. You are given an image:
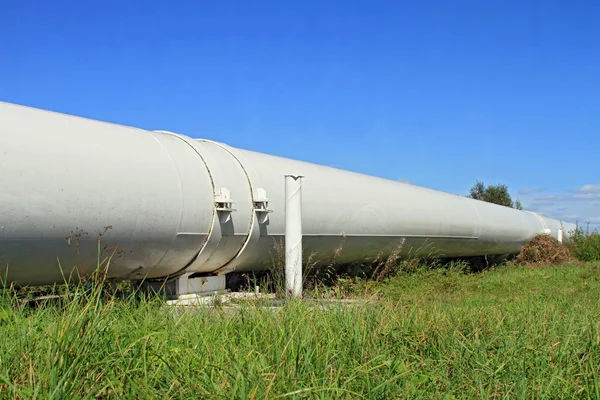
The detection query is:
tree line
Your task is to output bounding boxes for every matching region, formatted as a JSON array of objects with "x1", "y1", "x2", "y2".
[{"x1": 467, "y1": 180, "x2": 523, "y2": 210}]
